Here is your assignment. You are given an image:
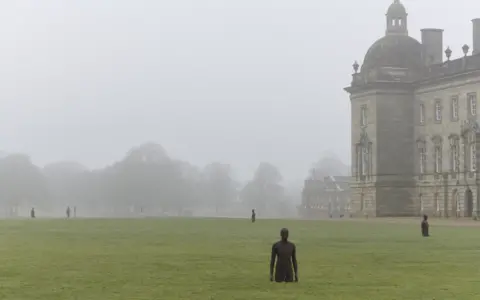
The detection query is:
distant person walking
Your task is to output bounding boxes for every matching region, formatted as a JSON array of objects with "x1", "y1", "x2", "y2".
[
  {"x1": 421, "y1": 215, "x2": 429, "y2": 237},
  {"x1": 251, "y1": 209, "x2": 256, "y2": 223},
  {"x1": 66, "y1": 206, "x2": 71, "y2": 219},
  {"x1": 30, "y1": 208, "x2": 35, "y2": 219}
]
